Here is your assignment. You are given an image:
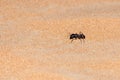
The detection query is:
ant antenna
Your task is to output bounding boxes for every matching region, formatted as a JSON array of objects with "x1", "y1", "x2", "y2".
[{"x1": 79, "y1": 31, "x2": 82, "y2": 34}]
